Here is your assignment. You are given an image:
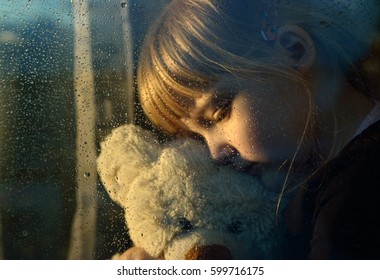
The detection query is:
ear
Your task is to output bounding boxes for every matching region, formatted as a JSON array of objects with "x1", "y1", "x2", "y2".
[{"x1": 274, "y1": 25, "x2": 316, "y2": 72}]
